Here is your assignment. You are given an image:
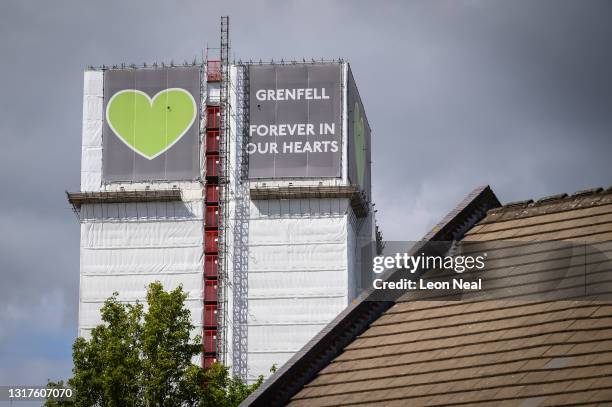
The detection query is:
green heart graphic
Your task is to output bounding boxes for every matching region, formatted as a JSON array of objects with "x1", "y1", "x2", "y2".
[
  {"x1": 353, "y1": 102, "x2": 366, "y2": 188},
  {"x1": 106, "y1": 88, "x2": 197, "y2": 160}
]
